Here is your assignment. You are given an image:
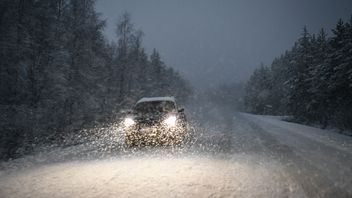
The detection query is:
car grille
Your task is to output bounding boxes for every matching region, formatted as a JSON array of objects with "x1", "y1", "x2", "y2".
[{"x1": 138, "y1": 120, "x2": 159, "y2": 128}]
